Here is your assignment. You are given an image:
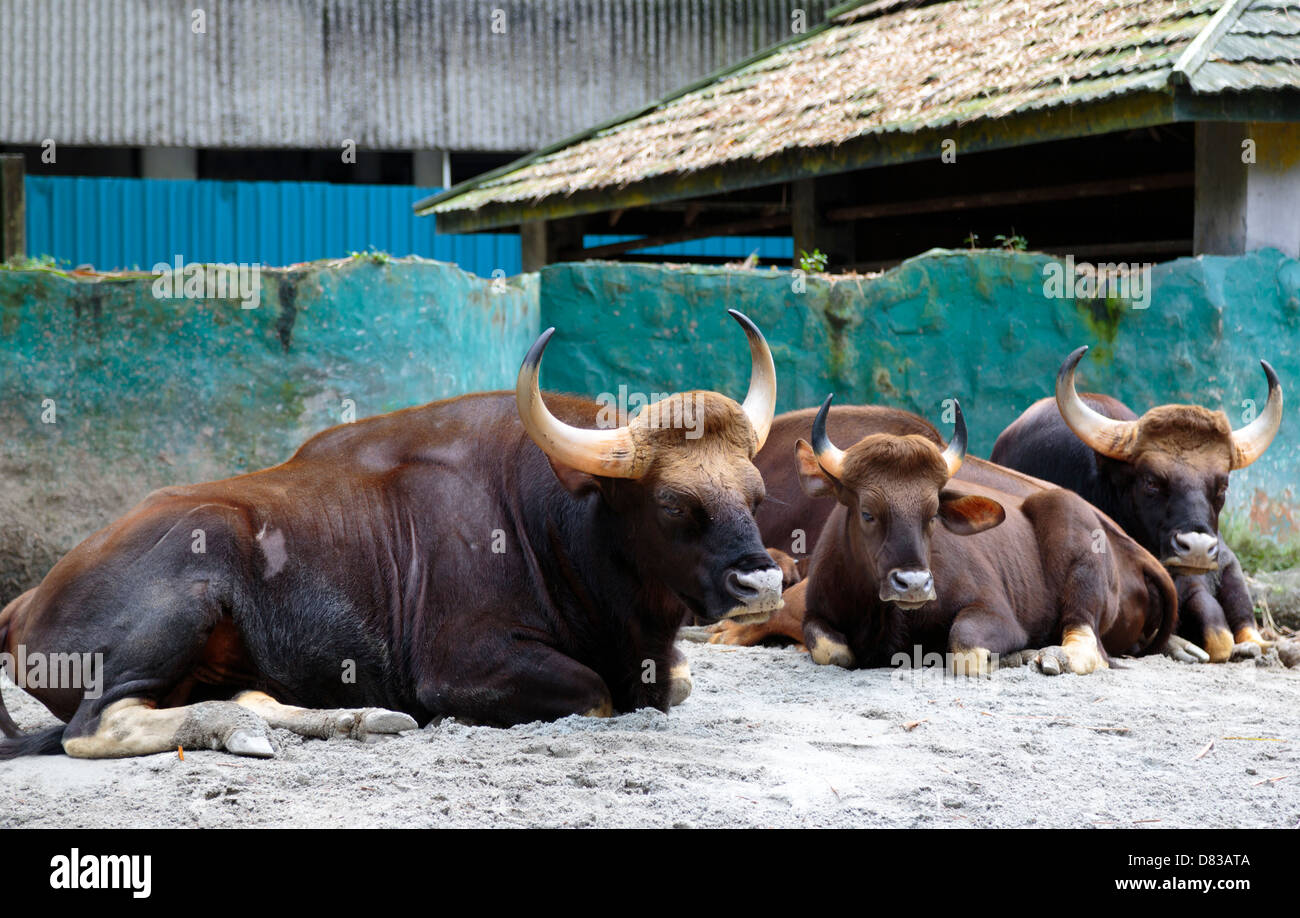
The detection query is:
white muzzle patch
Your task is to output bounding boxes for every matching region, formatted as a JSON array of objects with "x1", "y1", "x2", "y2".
[{"x1": 722, "y1": 567, "x2": 785, "y2": 623}]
